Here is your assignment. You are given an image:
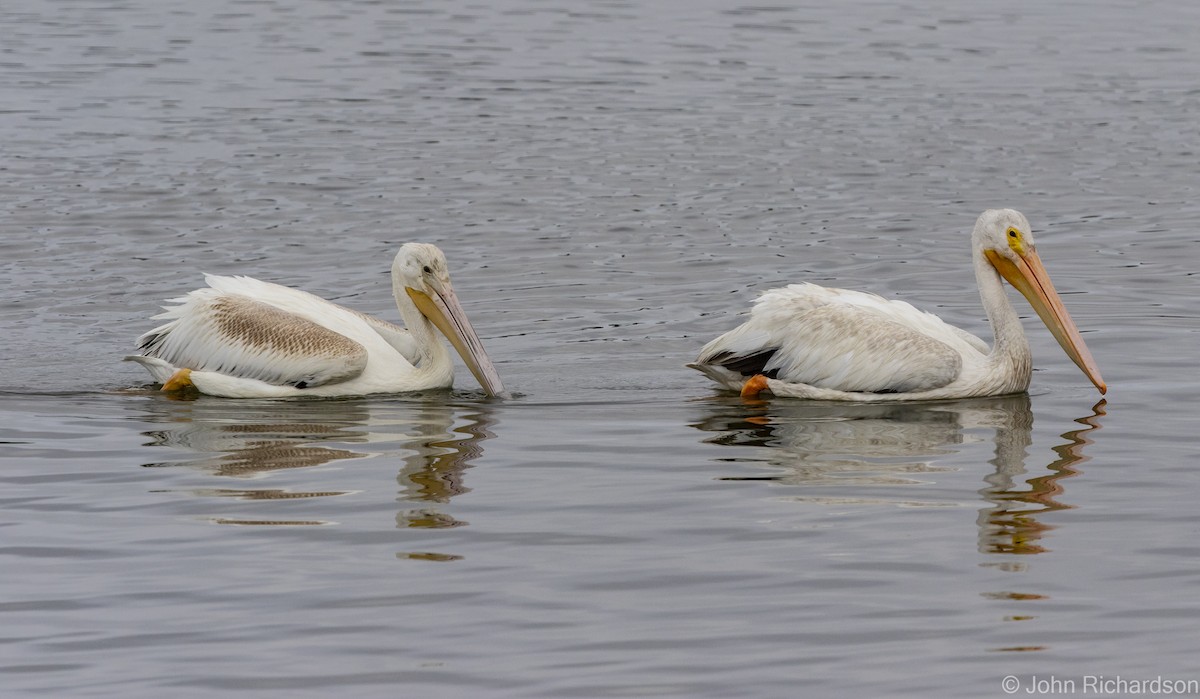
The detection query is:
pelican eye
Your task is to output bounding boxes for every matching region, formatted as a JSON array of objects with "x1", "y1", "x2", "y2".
[
  {"x1": 422, "y1": 265, "x2": 433, "y2": 274},
  {"x1": 1004, "y1": 226, "x2": 1028, "y2": 255}
]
